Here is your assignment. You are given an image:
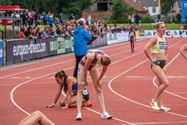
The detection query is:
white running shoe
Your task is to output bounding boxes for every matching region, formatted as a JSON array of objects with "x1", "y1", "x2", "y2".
[
  {"x1": 101, "y1": 112, "x2": 112, "y2": 119},
  {"x1": 160, "y1": 105, "x2": 171, "y2": 112},
  {"x1": 150, "y1": 100, "x2": 160, "y2": 111},
  {"x1": 75, "y1": 113, "x2": 82, "y2": 121}
]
